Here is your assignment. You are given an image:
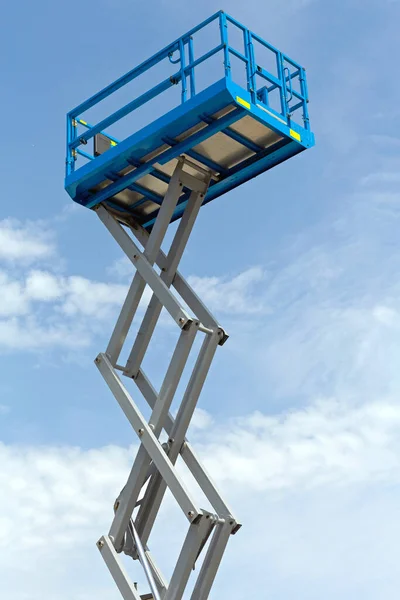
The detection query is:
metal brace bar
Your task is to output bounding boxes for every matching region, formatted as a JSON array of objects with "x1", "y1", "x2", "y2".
[
  {"x1": 131, "y1": 522, "x2": 161, "y2": 600},
  {"x1": 125, "y1": 178, "x2": 210, "y2": 378},
  {"x1": 135, "y1": 332, "x2": 221, "y2": 546},
  {"x1": 150, "y1": 325, "x2": 198, "y2": 434},
  {"x1": 111, "y1": 445, "x2": 154, "y2": 552},
  {"x1": 144, "y1": 550, "x2": 169, "y2": 598},
  {"x1": 96, "y1": 353, "x2": 203, "y2": 524},
  {"x1": 98, "y1": 207, "x2": 192, "y2": 330},
  {"x1": 97, "y1": 535, "x2": 142, "y2": 600},
  {"x1": 134, "y1": 369, "x2": 238, "y2": 523},
  {"x1": 129, "y1": 222, "x2": 227, "y2": 341},
  {"x1": 94, "y1": 149, "x2": 238, "y2": 600},
  {"x1": 190, "y1": 520, "x2": 234, "y2": 600},
  {"x1": 181, "y1": 442, "x2": 239, "y2": 528},
  {"x1": 110, "y1": 324, "x2": 198, "y2": 548},
  {"x1": 103, "y1": 160, "x2": 186, "y2": 363},
  {"x1": 164, "y1": 514, "x2": 216, "y2": 600}
]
